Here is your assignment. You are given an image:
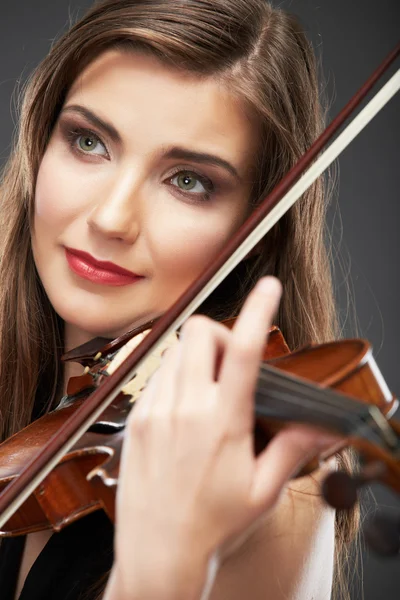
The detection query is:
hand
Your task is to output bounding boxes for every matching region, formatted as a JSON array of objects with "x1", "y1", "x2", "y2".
[{"x1": 106, "y1": 277, "x2": 338, "y2": 600}]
